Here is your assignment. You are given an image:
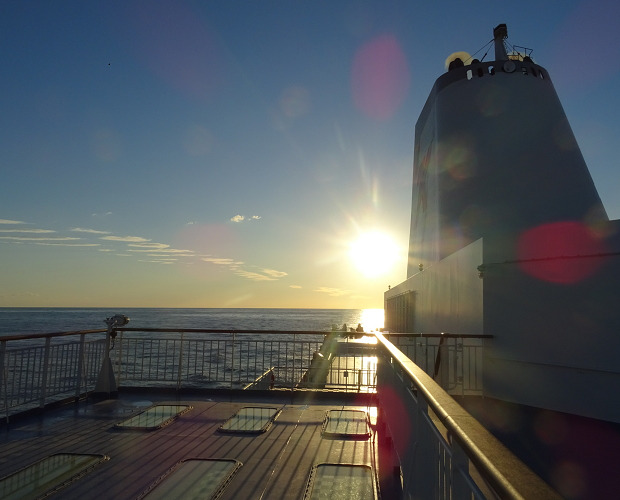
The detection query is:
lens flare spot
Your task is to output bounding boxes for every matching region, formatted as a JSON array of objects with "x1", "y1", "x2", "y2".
[
  {"x1": 351, "y1": 35, "x2": 411, "y2": 120},
  {"x1": 279, "y1": 86, "x2": 310, "y2": 118},
  {"x1": 551, "y1": 461, "x2": 587, "y2": 499},
  {"x1": 517, "y1": 221, "x2": 606, "y2": 284}
]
